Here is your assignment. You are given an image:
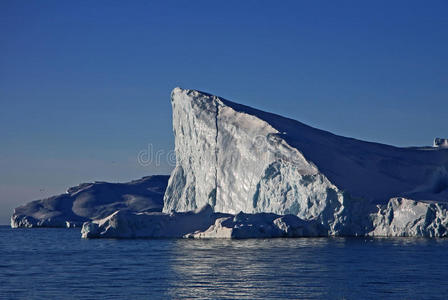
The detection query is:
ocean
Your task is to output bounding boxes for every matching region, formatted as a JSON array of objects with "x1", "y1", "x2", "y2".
[{"x1": 0, "y1": 226, "x2": 447, "y2": 299}]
